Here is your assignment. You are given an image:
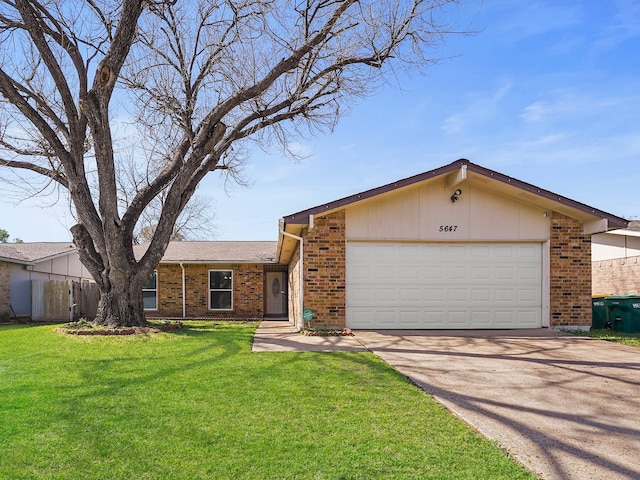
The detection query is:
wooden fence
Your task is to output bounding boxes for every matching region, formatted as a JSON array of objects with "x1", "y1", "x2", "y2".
[{"x1": 31, "y1": 280, "x2": 99, "y2": 322}]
